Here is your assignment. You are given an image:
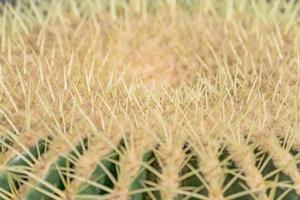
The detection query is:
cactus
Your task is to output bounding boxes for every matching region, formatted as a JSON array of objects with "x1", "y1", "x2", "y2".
[{"x1": 1, "y1": 0, "x2": 300, "y2": 199}]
